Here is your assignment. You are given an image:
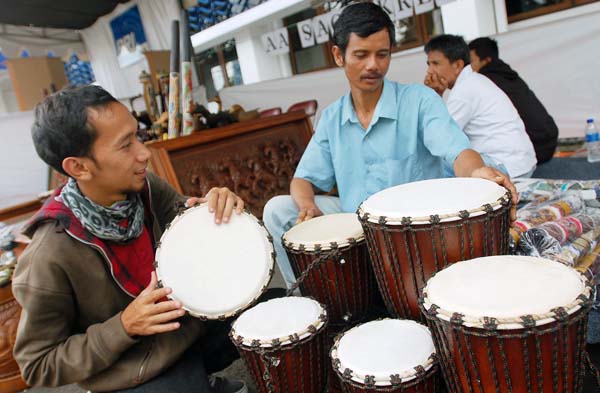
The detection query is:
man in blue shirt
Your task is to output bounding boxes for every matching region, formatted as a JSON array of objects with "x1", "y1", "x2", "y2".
[{"x1": 263, "y1": 2, "x2": 517, "y2": 288}]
